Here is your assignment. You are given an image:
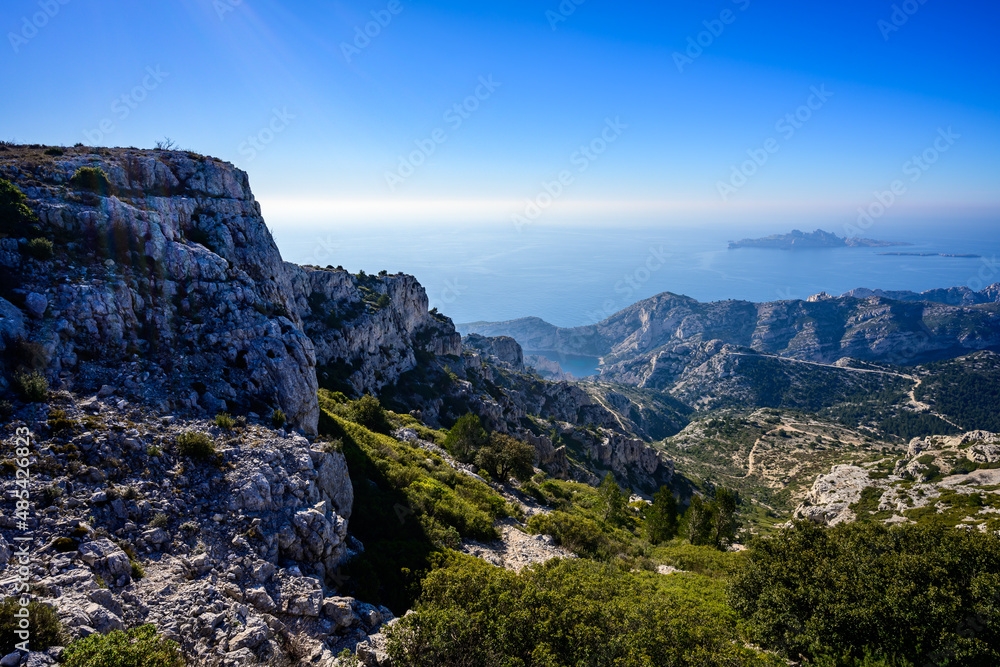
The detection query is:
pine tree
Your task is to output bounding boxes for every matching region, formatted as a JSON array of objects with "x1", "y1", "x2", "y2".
[
  {"x1": 645, "y1": 485, "x2": 678, "y2": 544},
  {"x1": 444, "y1": 413, "x2": 488, "y2": 463},
  {"x1": 598, "y1": 473, "x2": 628, "y2": 526}
]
